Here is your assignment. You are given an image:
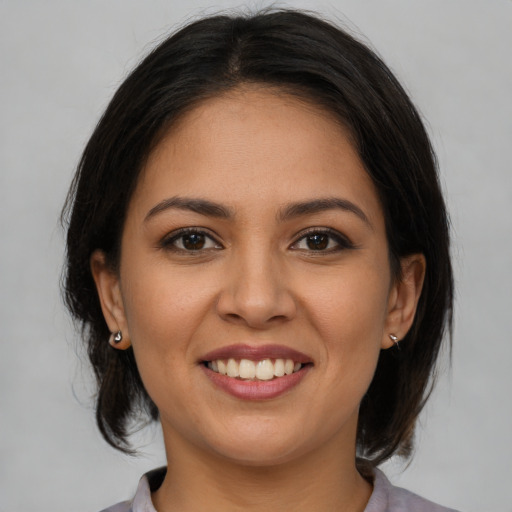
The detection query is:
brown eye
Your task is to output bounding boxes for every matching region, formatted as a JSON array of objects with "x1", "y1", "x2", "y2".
[
  {"x1": 162, "y1": 229, "x2": 221, "y2": 252},
  {"x1": 291, "y1": 229, "x2": 354, "y2": 253},
  {"x1": 306, "y1": 233, "x2": 329, "y2": 250},
  {"x1": 182, "y1": 233, "x2": 206, "y2": 250}
]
